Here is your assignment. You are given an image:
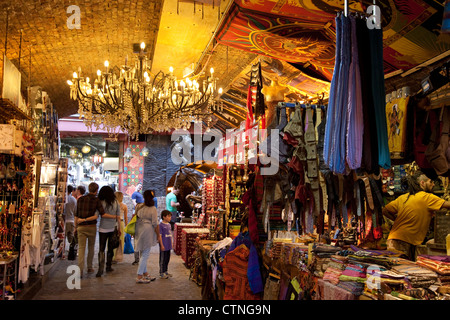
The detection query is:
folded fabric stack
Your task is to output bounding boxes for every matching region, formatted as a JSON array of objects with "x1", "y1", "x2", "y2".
[
  {"x1": 349, "y1": 245, "x2": 404, "y2": 257},
  {"x1": 347, "y1": 254, "x2": 394, "y2": 269},
  {"x1": 337, "y1": 281, "x2": 365, "y2": 295},
  {"x1": 339, "y1": 263, "x2": 367, "y2": 283},
  {"x1": 331, "y1": 254, "x2": 349, "y2": 264},
  {"x1": 270, "y1": 238, "x2": 291, "y2": 260},
  {"x1": 280, "y1": 243, "x2": 309, "y2": 267},
  {"x1": 416, "y1": 255, "x2": 450, "y2": 276},
  {"x1": 312, "y1": 244, "x2": 342, "y2": 258},
  {"x1": 323, "y1": 267, "x2": 343, "y2": 285},
  {"x1": 438, "y1": 275, "x2": 450, "y2": 286},
  {"x1": 320, "y1": 279, "x2": 356, "y2": 300},
  {"x1": 365, "y1": 265, "x2": 408, "y2": 292},
  {"x1": 314, "y1": 256, "x2": 332, "y2": 277},
  {"x1": 174, "y1": 223, "x2": 200, "y2": 255},
  {"x1": 329, "y1": 259, "x2": 347, "y2": 271},
  {"x1": 391, "y1": 258, "x2": 438, "y2": 288},
  {"x1": 181, "y1": 228, "x2": 210, "y2": 268}
]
